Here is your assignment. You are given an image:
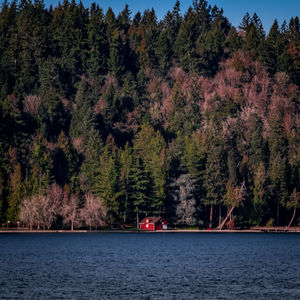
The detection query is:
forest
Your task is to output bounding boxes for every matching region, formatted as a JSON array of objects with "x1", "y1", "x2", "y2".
[{"x1": 0, "y1": 0, "x2": 300, "y2": 230}]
